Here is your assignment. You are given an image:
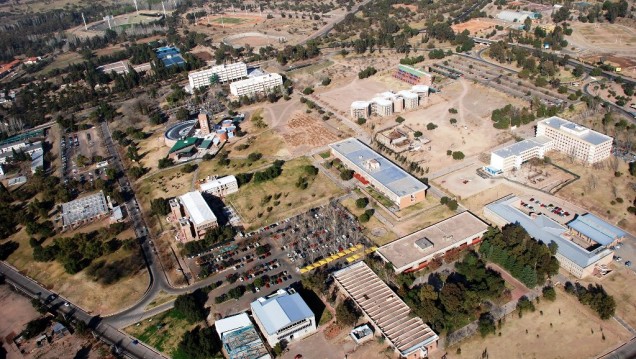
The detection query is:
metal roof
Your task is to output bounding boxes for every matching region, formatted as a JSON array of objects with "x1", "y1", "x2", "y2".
[
  {"x1": 179, "y1": 191, "x2": 217, "y2": 226},
  {"x1": 215, "y1": 313, "x2": 271, "y2": 359},
  {"x1": 492, "y1": 136, "x2": 552, "y2": 158},
  {"x1": 215, "y1": 313, "x2": 254, "y2": 338},
  {"x1": 169, "y1": 137, "x2": 199, "y2": 153},
  {"x1": 485, "y1": 196, "x2": 612, "y2": 268},
  {"x1": 61, "y1": 191, "x2": 109, "y2": 226},
  {"x1": 250, "y1": 289, "x2": 314, "y2": 335},
  {"x1": 539, "y1": 116, "x2": 612, "y2": 146},
  {"x1": 329, "y1": 138, "x2": 428, "y2": 198},
  {"x1": 397, "y1": 64, "x2": 431, "y2": 78},
  {"x1": 333, "y1": 262, "x2": 439, "y2": 356},
  {"x1": 567, "y1": 213, "x2": 626, "y2": 246}
]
